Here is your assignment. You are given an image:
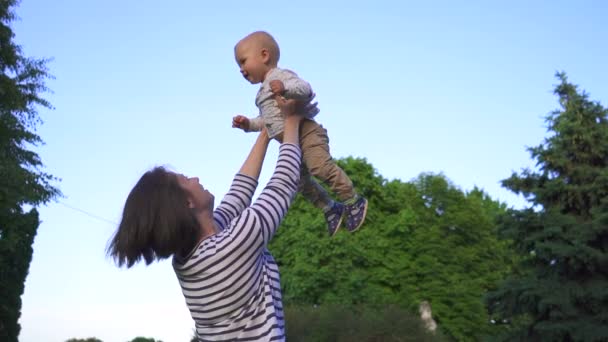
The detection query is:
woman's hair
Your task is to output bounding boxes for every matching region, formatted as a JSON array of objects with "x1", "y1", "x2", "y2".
[{"x1": 107, "y1": 166, "x2": 201, "y2": 268}]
